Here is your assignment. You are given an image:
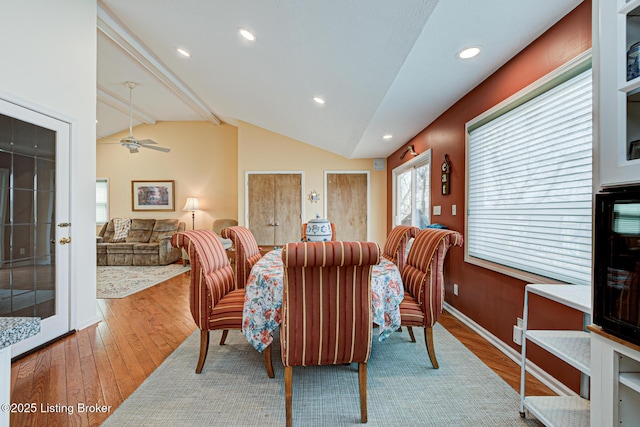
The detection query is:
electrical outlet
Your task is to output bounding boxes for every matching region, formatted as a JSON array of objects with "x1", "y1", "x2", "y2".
[
  {"x1": 513, "y1": 325, "x2": 523, "y2": 345},
  {"x1": 19, "y1": 248, "x2": 25, "y2": 255},
  {"x1": 453, "y1": 283, "x2": 459, "y2": 296}
]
